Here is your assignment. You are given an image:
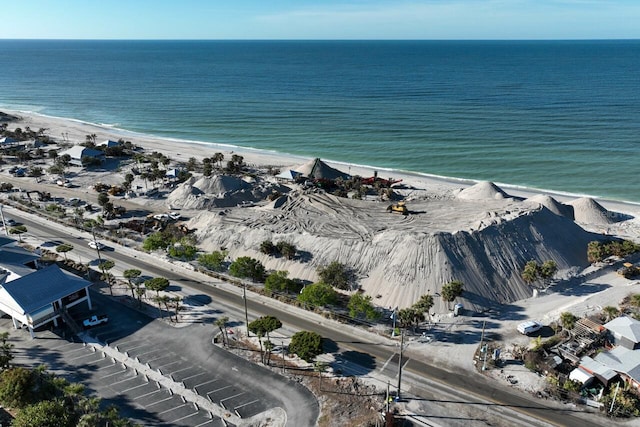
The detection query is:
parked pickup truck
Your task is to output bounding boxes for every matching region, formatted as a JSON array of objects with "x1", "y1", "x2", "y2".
[{"x1": 83, "y1": 315, "x2": 109, "y2": 328}]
